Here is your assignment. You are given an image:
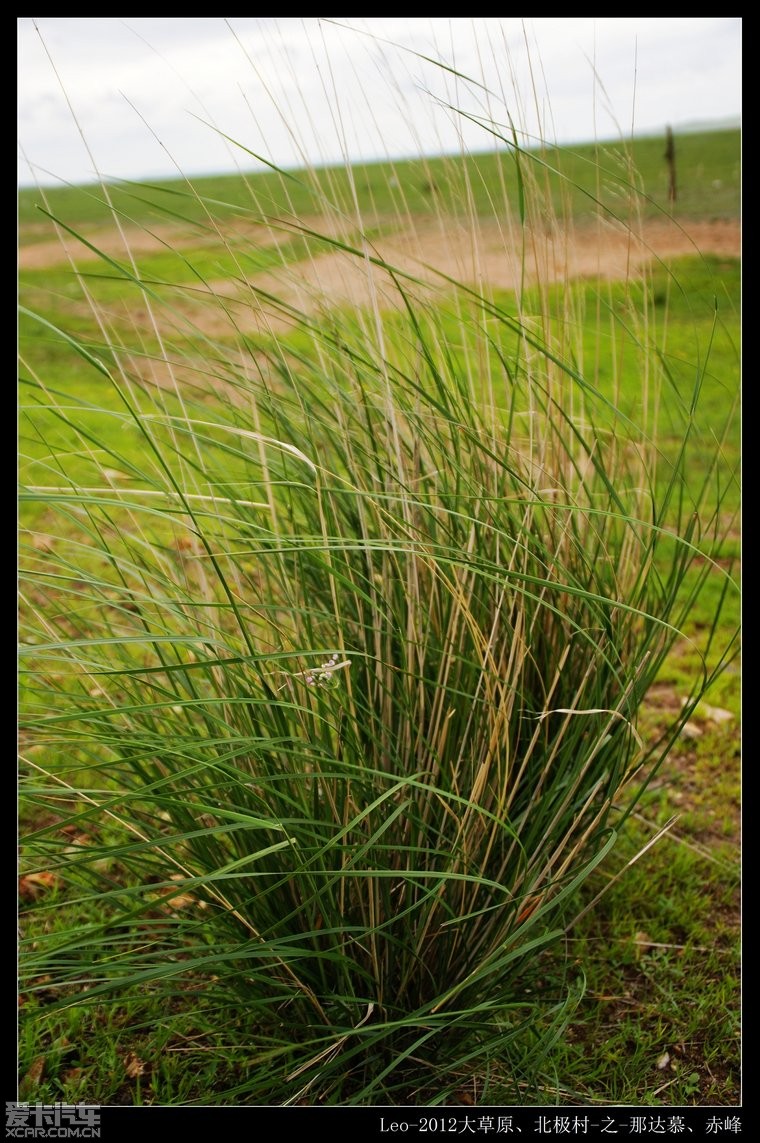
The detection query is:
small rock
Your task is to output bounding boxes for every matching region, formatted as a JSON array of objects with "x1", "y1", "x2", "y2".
[{"x1": 680, "y1": 722, "x2": 702, "y2": 740}]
